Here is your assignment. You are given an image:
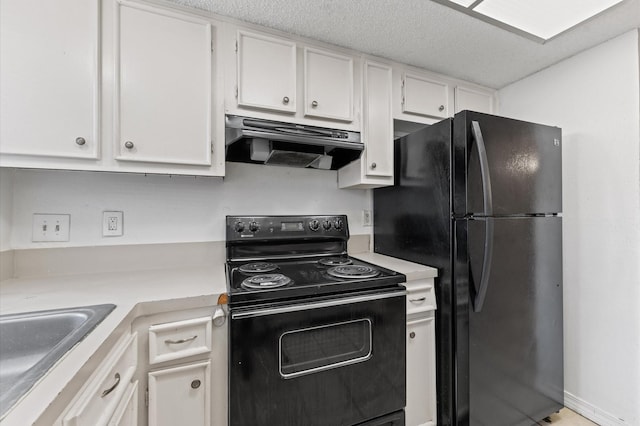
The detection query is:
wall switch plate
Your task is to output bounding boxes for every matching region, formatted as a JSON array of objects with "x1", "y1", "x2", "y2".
[
  {"x1": 362, "y1": 210, "x2": 372, "y2": 227},
  {"x1": 103, "y1": 211, "x2": 123, "y2": 237},
  {"x1": 32, "y1": 214, "x2": 70, "y2": 242}
]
